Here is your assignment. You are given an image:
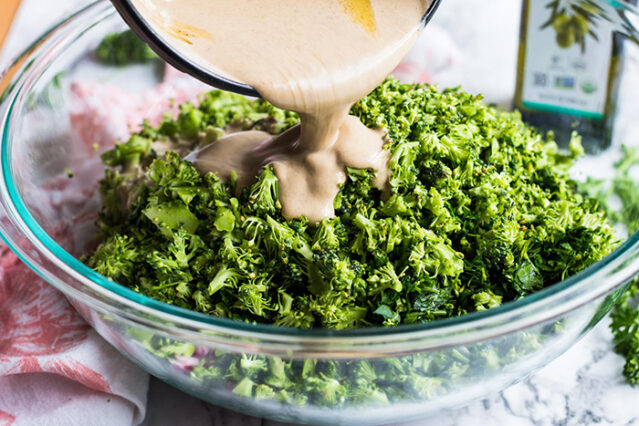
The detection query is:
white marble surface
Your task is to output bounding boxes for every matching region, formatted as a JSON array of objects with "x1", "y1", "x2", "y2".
[{"x1": 2, "y1": 0, "x2": 638, "y2": 425}]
